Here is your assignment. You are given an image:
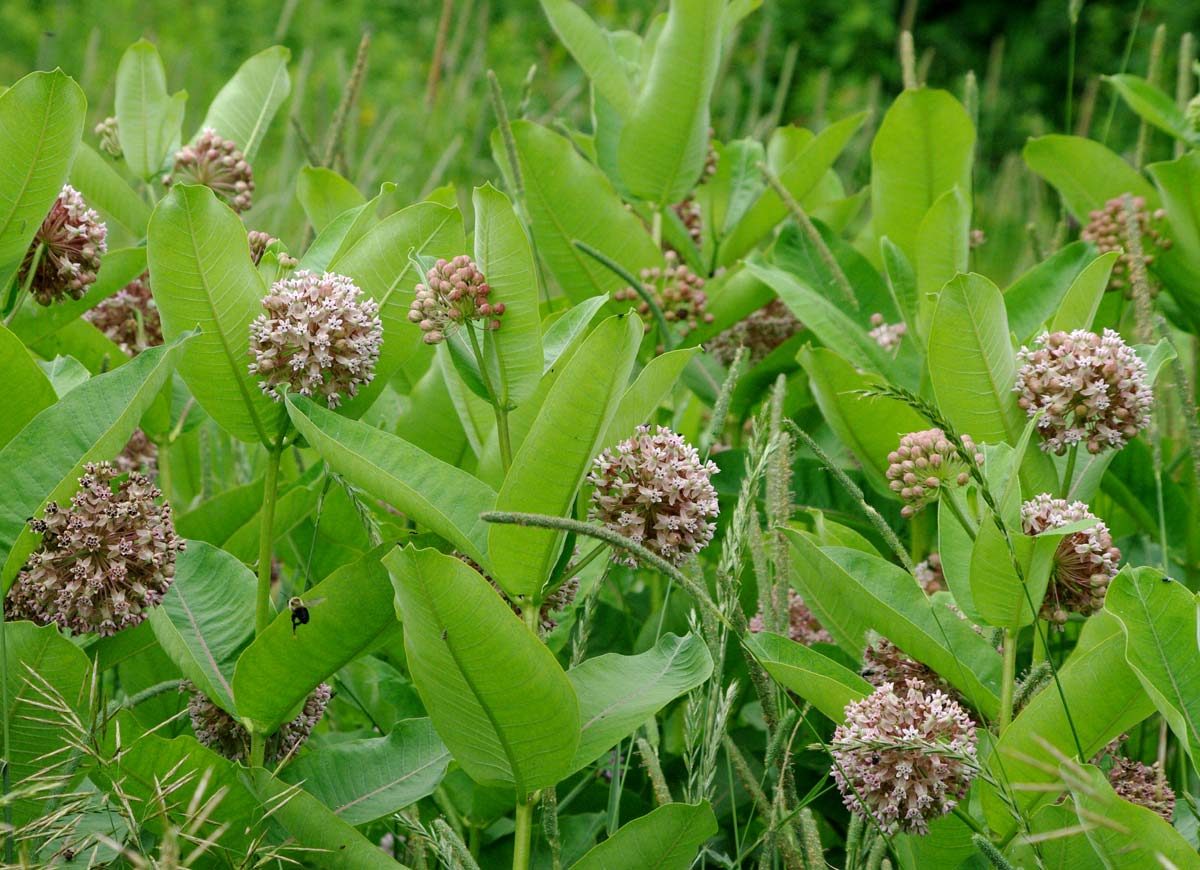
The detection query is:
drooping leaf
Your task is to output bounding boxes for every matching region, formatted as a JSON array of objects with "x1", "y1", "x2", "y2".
[
  {"x1": 1023, "y1": 135, "x2": 1158, "y2": 223},
  {"x1": 147, "y1": 183, "x2": 284, "y2": 445},
  {"x1": 384, "y1": 546, "x2": 580, "y2": 795},
  {"x1": 0, "y1": 333, "x2": 191, "y2": 591},
  {"x1": 285, "y1": 393, "x2": 496, "y2": 566},
  {"x1": 745, "y1": 631, "x2": 871, "y2": 722},
  {"x1": 488, "y1": 313, "x2": 641, "y2": 601},
  {"x1": 199, "y1": 45, "x2": 291, "y2": 160},
  {"x1": 0, "y1": 322, "x2": 56, "y2": 448},
  {"x1": 148, "y1": 540, "x2": 256, "y2": 714},
  {"x1": 280, "y1": 718, "x2": 450, "y2": 825},
  {"x1": 573, "y1": 801, "x2": 717, "y2": 870},
  {"x1": 568, "y1": 632, "x2": 712, "y2": 771},
  {"x1": 0, "y1": 70, "x2": 86, "y2": 290}
]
